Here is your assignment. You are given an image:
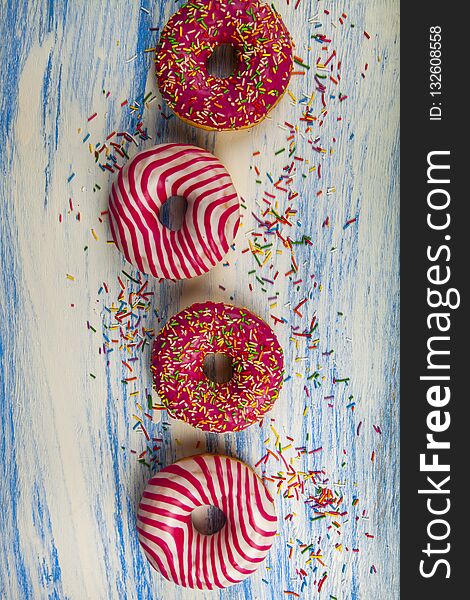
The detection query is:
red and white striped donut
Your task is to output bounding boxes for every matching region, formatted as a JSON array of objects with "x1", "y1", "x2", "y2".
[
  {"x1": 137, "y1": 454, "x2": 277, "y2": 589},
  {"x1": 109, "y1": 144, "x2": 240, "y2": 279}
]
